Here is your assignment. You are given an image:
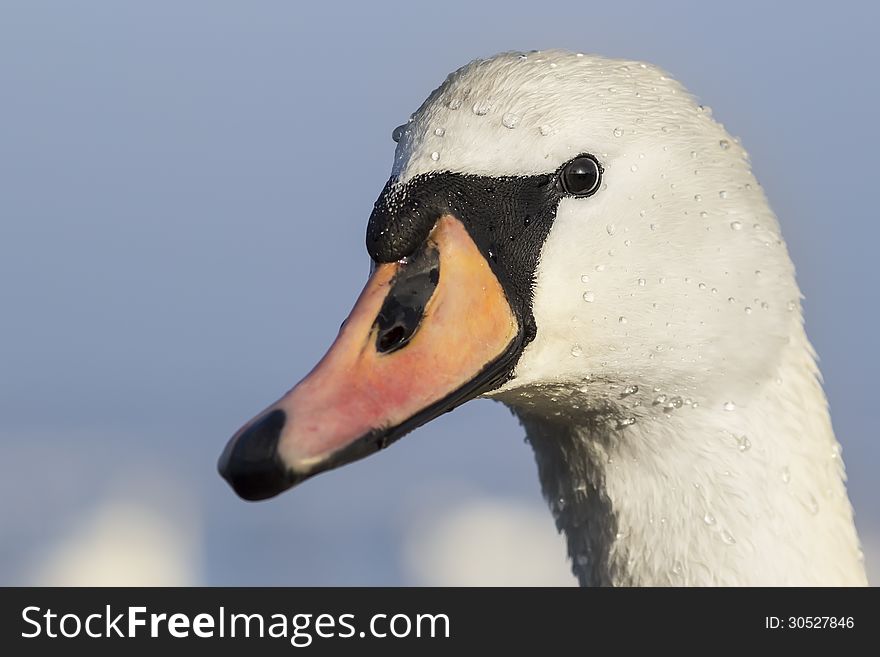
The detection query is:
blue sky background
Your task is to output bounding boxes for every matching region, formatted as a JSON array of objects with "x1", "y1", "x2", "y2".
[{"x1": 1, "y1": 0, "x2": 878, "y2": 585}]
